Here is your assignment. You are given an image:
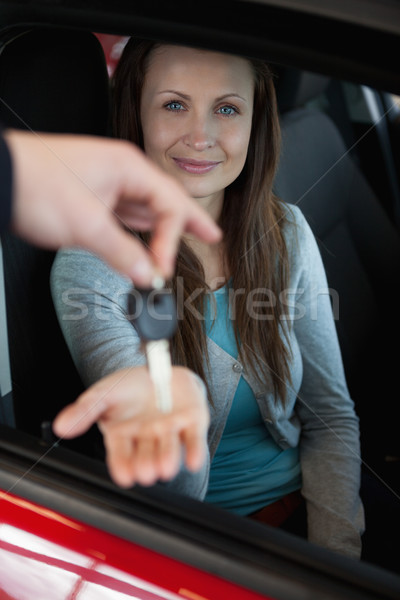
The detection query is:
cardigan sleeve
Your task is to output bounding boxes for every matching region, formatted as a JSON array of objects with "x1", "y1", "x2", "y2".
[
  {"x1": 287, "y1": 205, "x2": 364, "y2": 558},
  {"x1": 50, "y1": 246, "x2": 146, "y2": 387}
]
